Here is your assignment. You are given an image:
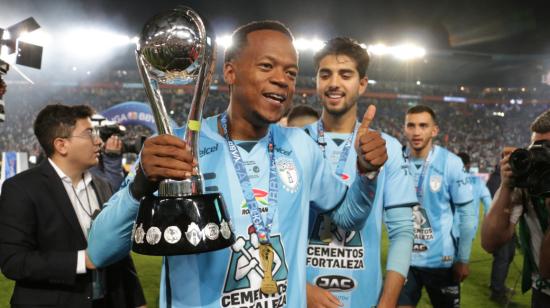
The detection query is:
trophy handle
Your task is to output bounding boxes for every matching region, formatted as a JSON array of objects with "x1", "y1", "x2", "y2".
[
  {"x1": 136, "y1": 54, "x2": 173, "y2": 136},
  {"x1": 184, "y1": 8, "x2": 217, "y2": 177}
]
